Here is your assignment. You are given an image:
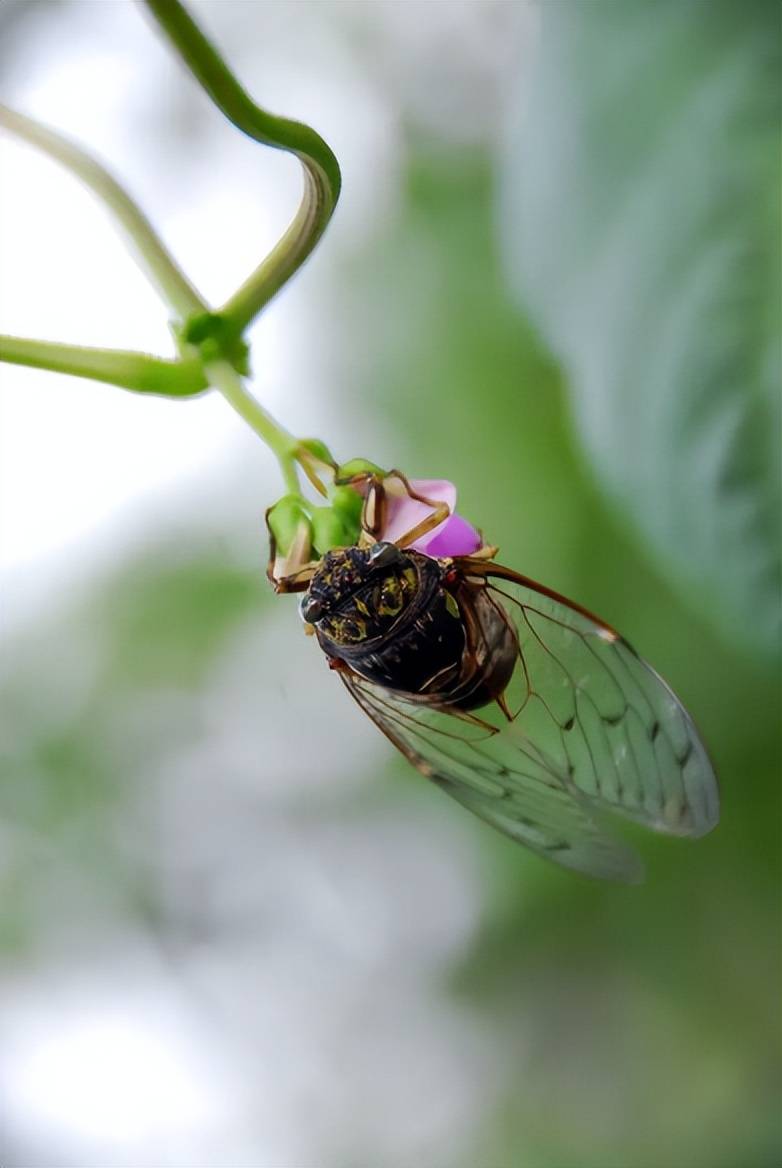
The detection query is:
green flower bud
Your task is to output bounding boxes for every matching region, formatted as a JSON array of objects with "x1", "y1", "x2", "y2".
[
  {"x1": 331, "y1": 485, "x2": 363, "y2": 544},
  {"x1": 267, "y1": 495, "x2": 312, "y2": 557},
  {"x1": 310, "y1": 506, "x2": 352, "y2": 556}
]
